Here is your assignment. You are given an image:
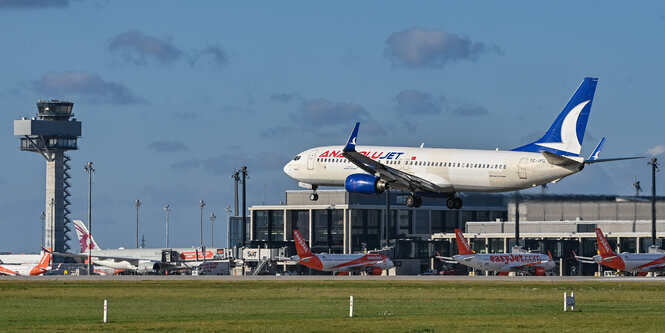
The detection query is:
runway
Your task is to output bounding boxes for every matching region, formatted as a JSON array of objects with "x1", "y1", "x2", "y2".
[{"x1": 3, "y1": 275, "x2": 665, "y2": 282}]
